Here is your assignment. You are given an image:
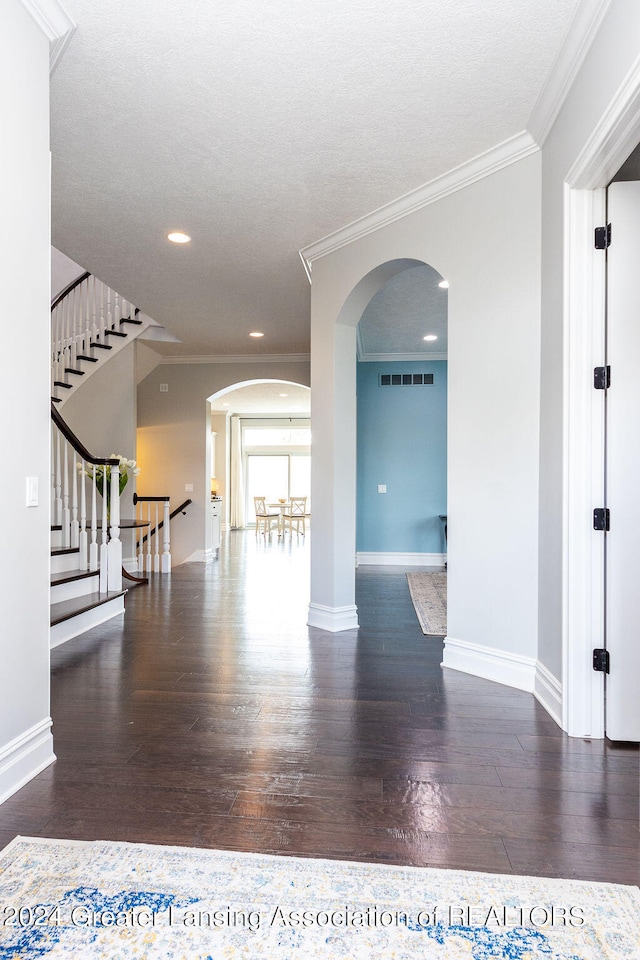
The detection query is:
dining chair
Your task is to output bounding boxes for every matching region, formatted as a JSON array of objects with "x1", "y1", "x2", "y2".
[
  {"x1": 282, "y1": 496, "x2": 307, "y2": 536},
  {"x1": 254, "y1": 496, "x2": 279, "y2": 537}
]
